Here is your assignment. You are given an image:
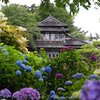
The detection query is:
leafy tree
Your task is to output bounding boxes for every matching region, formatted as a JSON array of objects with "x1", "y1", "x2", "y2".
[
  {"x1": 28, "y1": 4, "x2": 38, "y2": 13},
  {"x1": 36, "y1": 2, "x2": 74, "y2": 30},
  {"x1": 0, "y1": 0, "x2": 9, "y2": 4},
  {"x1": 1, "y1": 0, "x2": 100, "y2": 15},
  {"x1": 1, "y1": 4, "x2": 41, "y2": 49},
  {"x1": 54, "y1": 0, "x2": 100, "y2": 15}
]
